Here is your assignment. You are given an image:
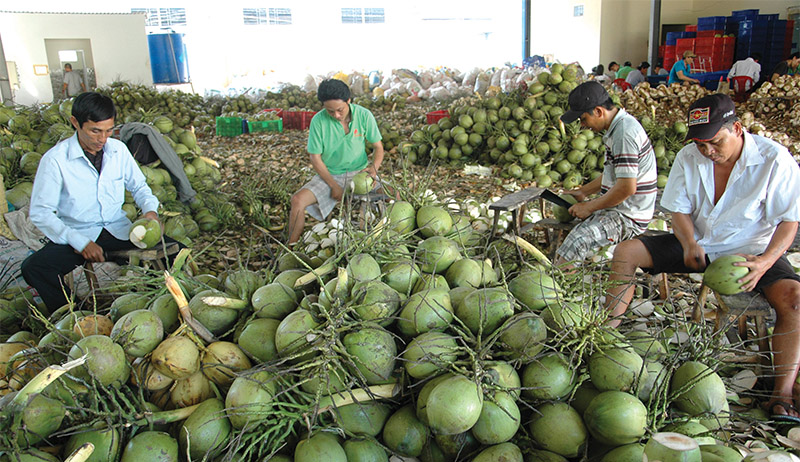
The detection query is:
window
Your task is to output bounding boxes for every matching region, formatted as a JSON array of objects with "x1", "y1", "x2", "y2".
[
  {"x1": 342, "y1": 7, "x2": 385, "y2": 24},
  {"x1": 269, "y1": 8, "x2": 292, "y2": 25},
  {"x1": 574, "y1": 5, "x2": 584, "y2": 17},
  {"x1": 364, "y1": 8, "x2": 385, "y2": 24},
  {"x1": 243, "y1": 7, "x2": 292, "y2": 25},
  {"x1": 132, "y1": 8, "x2": 187, "y2": 27}
]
